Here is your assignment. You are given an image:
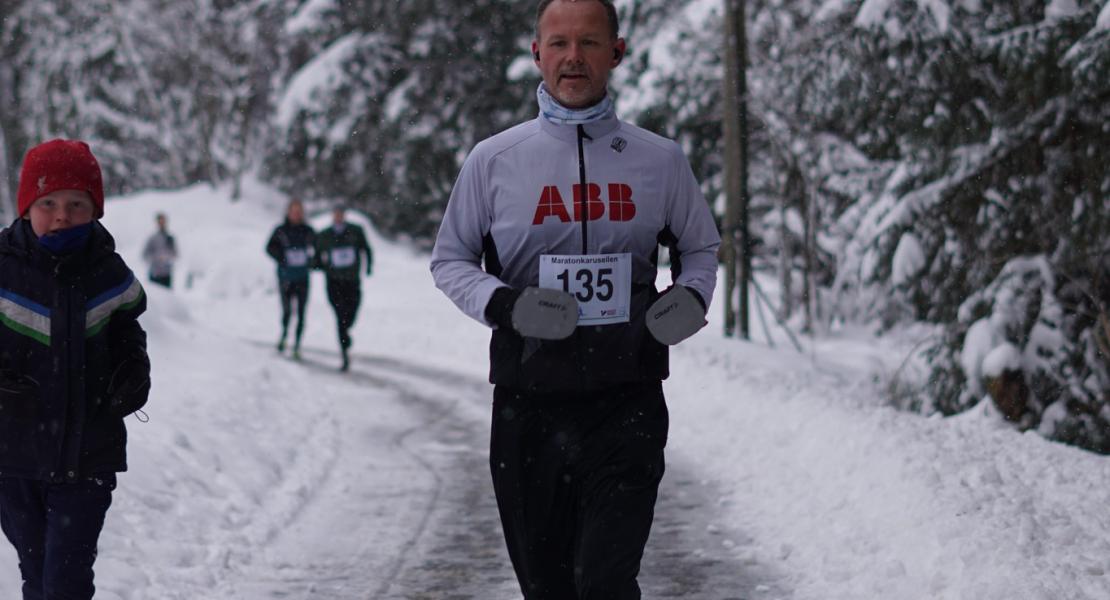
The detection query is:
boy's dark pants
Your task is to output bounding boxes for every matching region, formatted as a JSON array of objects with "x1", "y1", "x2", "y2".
[
  {"x1": 0, "y1": 475, "x2": 116, "y2": 600},
  {"x1": 325, "y1": 278, "x2": 361, "y2": 350},
  {"x1": 491, "y1": 381, "x2": 667, "y2": 600}
]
